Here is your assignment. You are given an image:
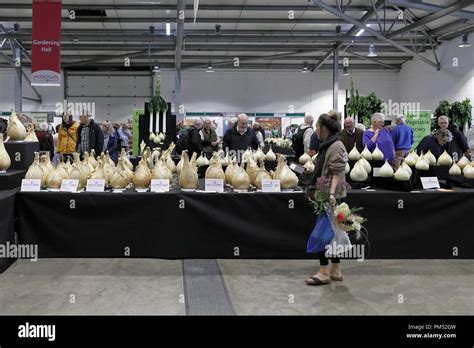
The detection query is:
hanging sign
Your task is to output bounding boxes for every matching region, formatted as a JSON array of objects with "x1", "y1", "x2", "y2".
[{"x1": 31, "y1": 0, "x2": 62, "y2": 86}]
